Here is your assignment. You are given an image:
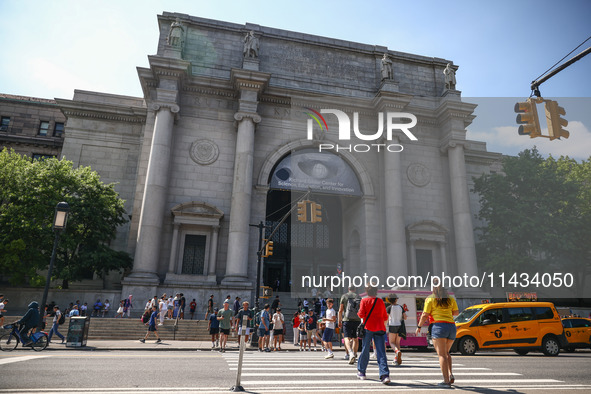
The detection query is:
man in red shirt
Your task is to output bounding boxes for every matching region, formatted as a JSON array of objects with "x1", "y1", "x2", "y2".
[{"x1": 356, "y1": 286, "x2": 390, "y2": 384}]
